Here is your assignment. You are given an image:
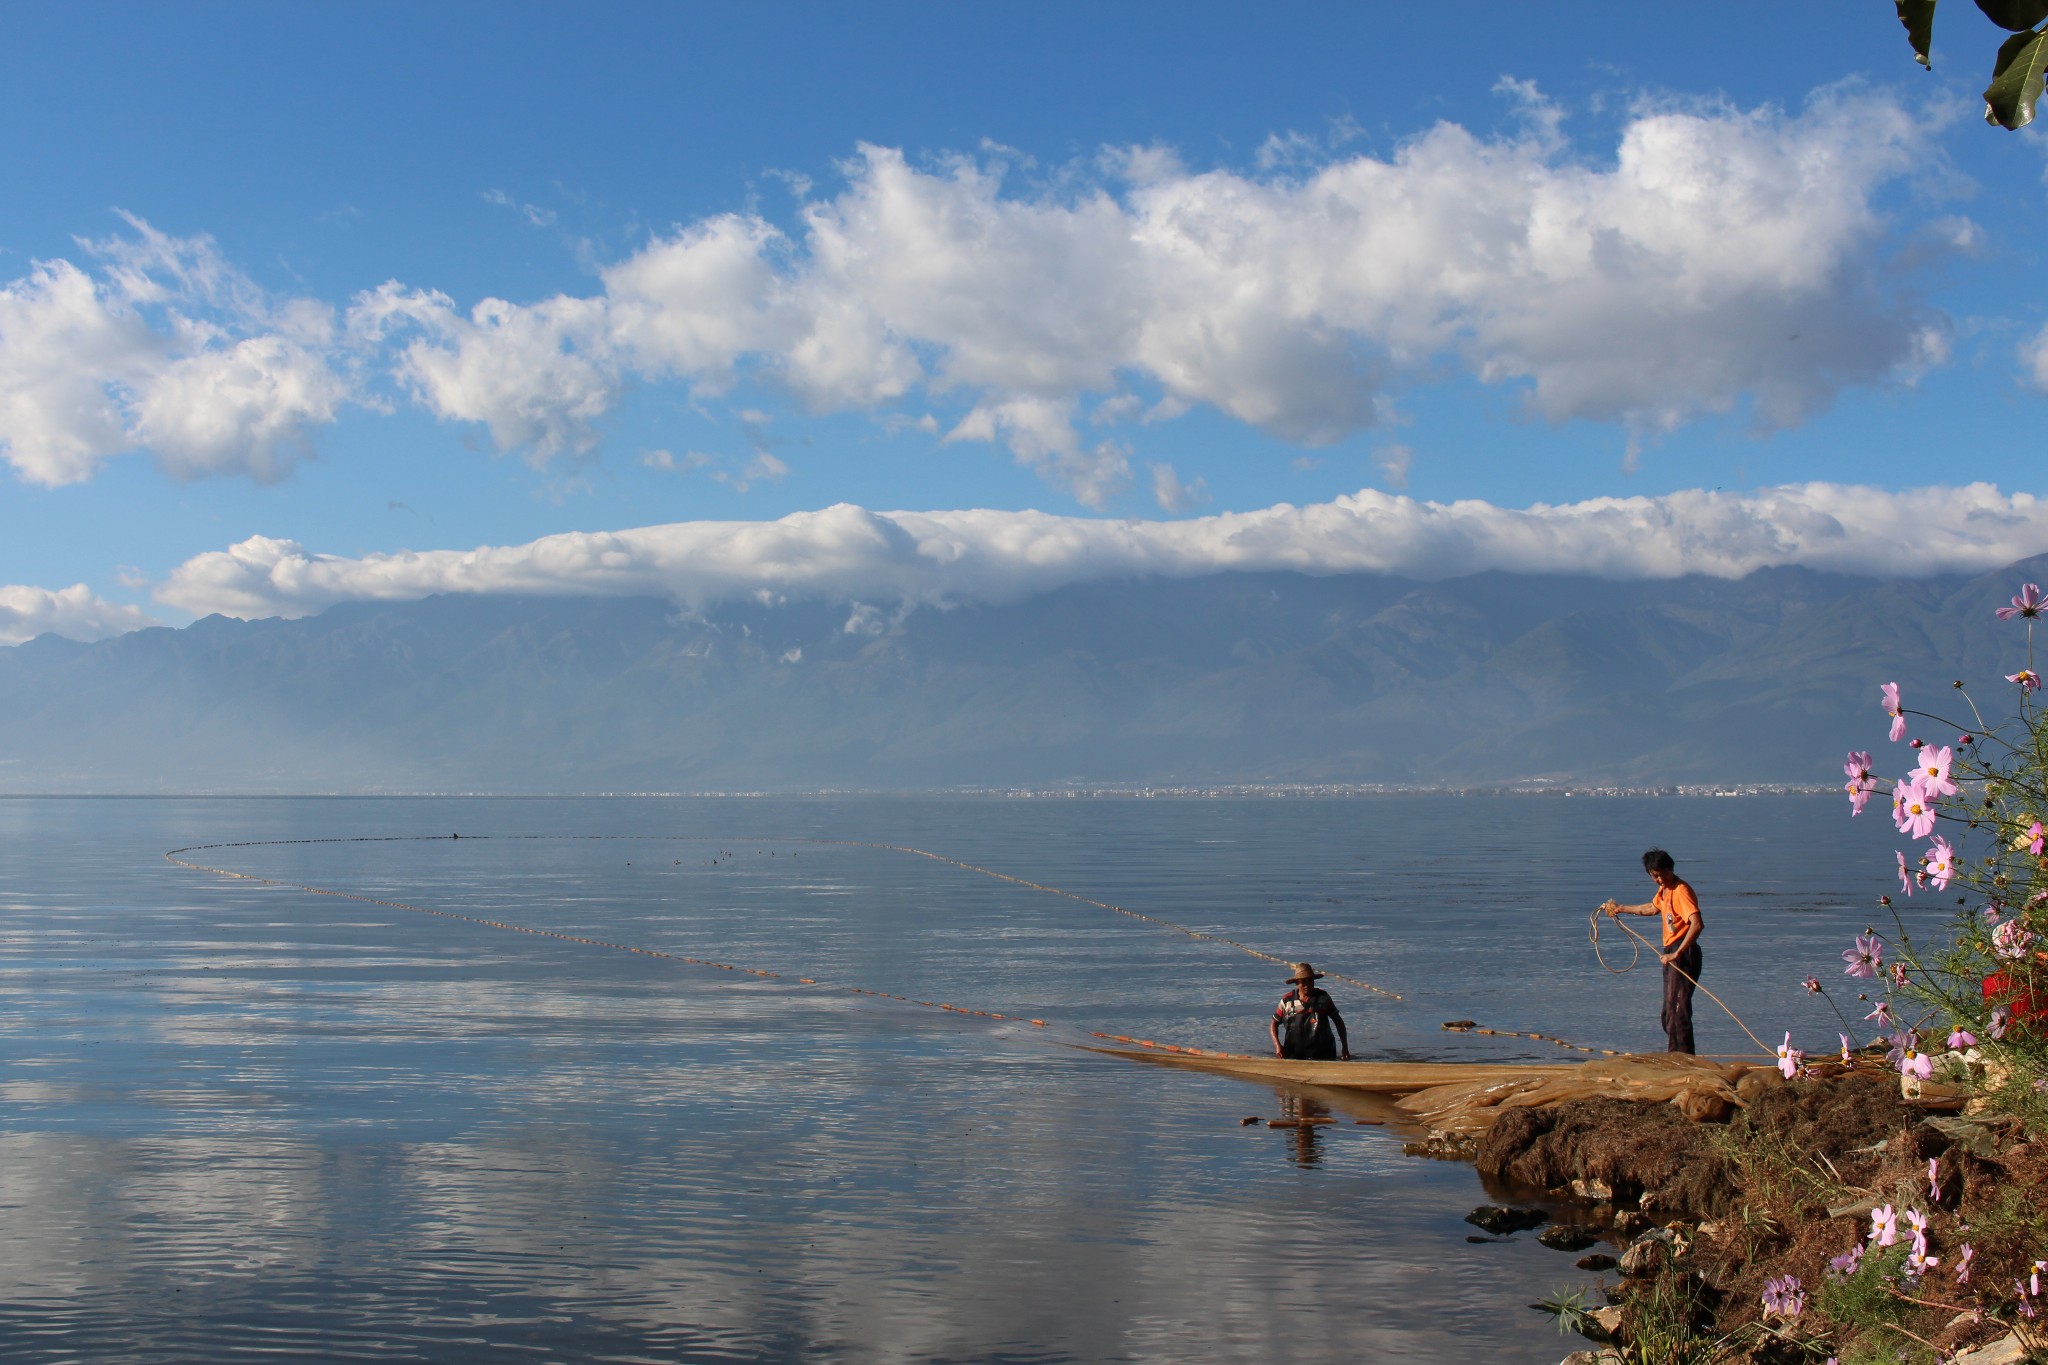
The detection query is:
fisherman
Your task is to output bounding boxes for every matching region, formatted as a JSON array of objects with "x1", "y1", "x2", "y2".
[
  {"x1": 1269, "y1": 962, "x2": 1352, "y2": 1061},
  {"x1": 1601, "y1": 848, "x2": 1704, "y2": 1054}
]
